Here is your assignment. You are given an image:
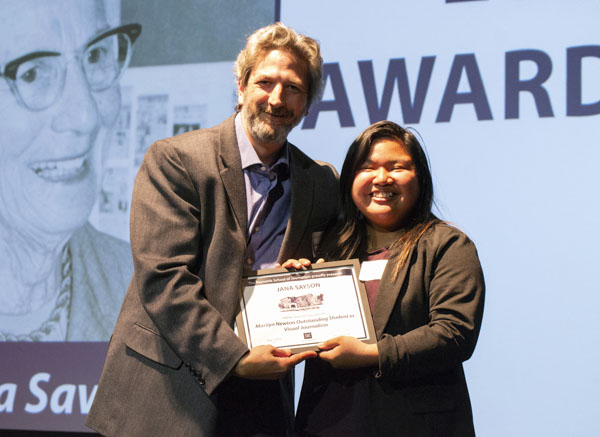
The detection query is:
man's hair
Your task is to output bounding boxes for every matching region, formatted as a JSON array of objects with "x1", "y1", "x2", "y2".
[{"x1": 234, "y1": 22, "x2": 323, "y2": 111}]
